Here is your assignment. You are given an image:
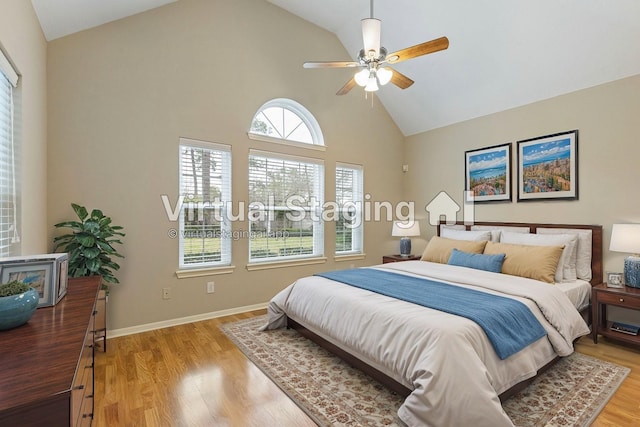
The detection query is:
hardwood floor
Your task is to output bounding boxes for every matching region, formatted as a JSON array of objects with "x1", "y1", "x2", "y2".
[{"x1": 95, "y1": 310, "x2": 640, "y2": 426}]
